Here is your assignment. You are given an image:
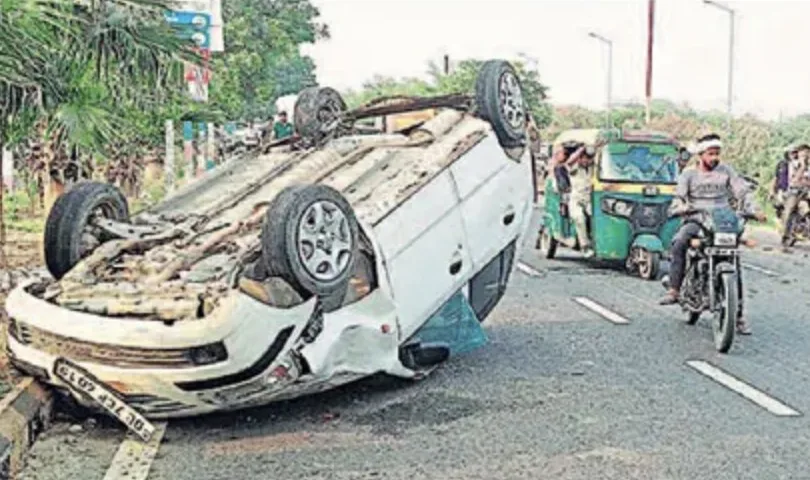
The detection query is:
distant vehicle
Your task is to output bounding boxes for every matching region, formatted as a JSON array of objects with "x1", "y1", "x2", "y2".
[
  {"x1": 5, "y1": 60, "x2": 536, "y2": 442},
  {"x1": 538, "y1": 128, "x2": 687, "y2": 280}
]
